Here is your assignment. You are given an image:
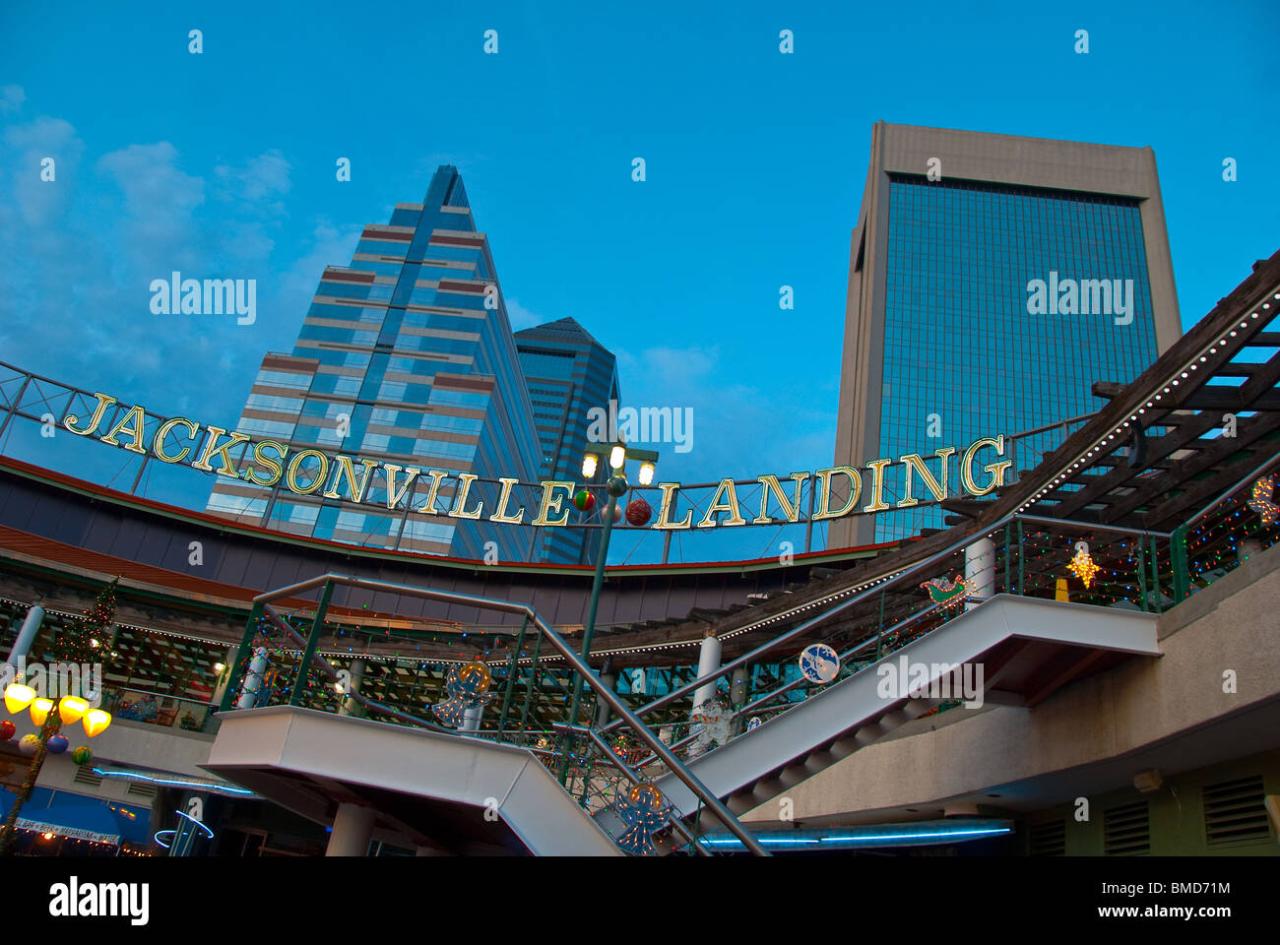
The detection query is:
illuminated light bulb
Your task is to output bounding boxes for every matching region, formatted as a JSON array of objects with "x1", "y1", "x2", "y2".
[
  {"x1": 4, "y1": 682, "x2": 36, "y2": 715},
  {"x1": 83, "y1": 708, "x2": 113, "y2": 738},
  {"x1": 58, "y1": 695, "x2": 89, "y2": 724},
  {"x1": 581, "y1": 452, "x2": 598, "y2": 479},
  {"x1": 609, "y1": 445, "x2": 626, "y2": 470},
  {"x1": 638, "y1": 461, "x2": 656, "y2": 486},
  {"x1": 30, "y1": 698, "x2": 55, "y2": 726}
]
